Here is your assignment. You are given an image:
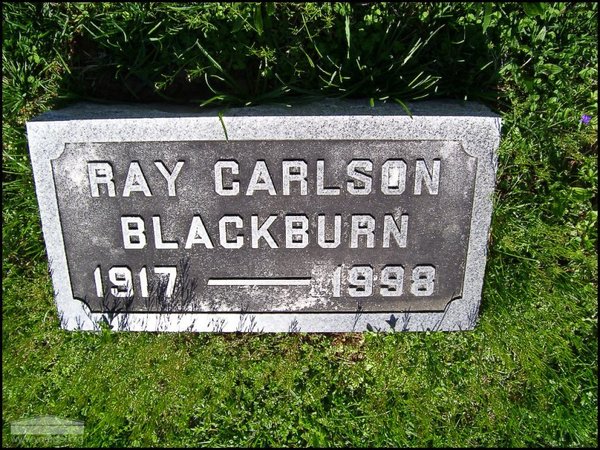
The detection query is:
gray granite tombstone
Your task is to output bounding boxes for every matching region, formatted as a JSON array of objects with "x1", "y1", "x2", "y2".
[{"x1": 26, "y1": 100, "x2": 500, "y2": 332}]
